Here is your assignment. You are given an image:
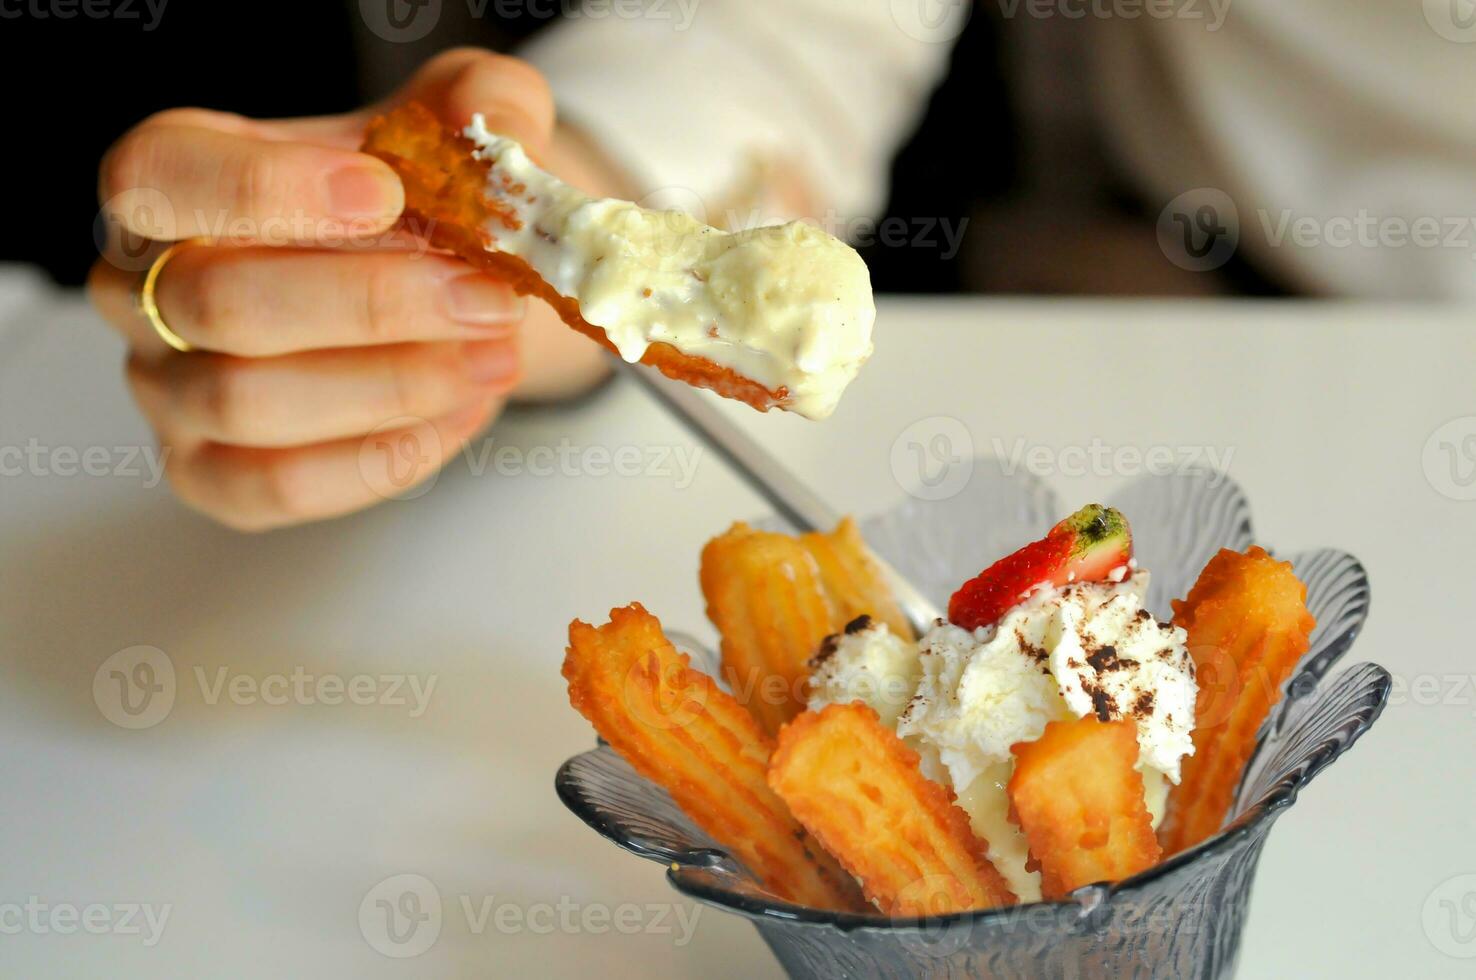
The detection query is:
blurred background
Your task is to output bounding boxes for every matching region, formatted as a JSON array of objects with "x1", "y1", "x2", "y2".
[{"x1": 10, "y1": 0, "x2": 1475, "y2": 298}]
